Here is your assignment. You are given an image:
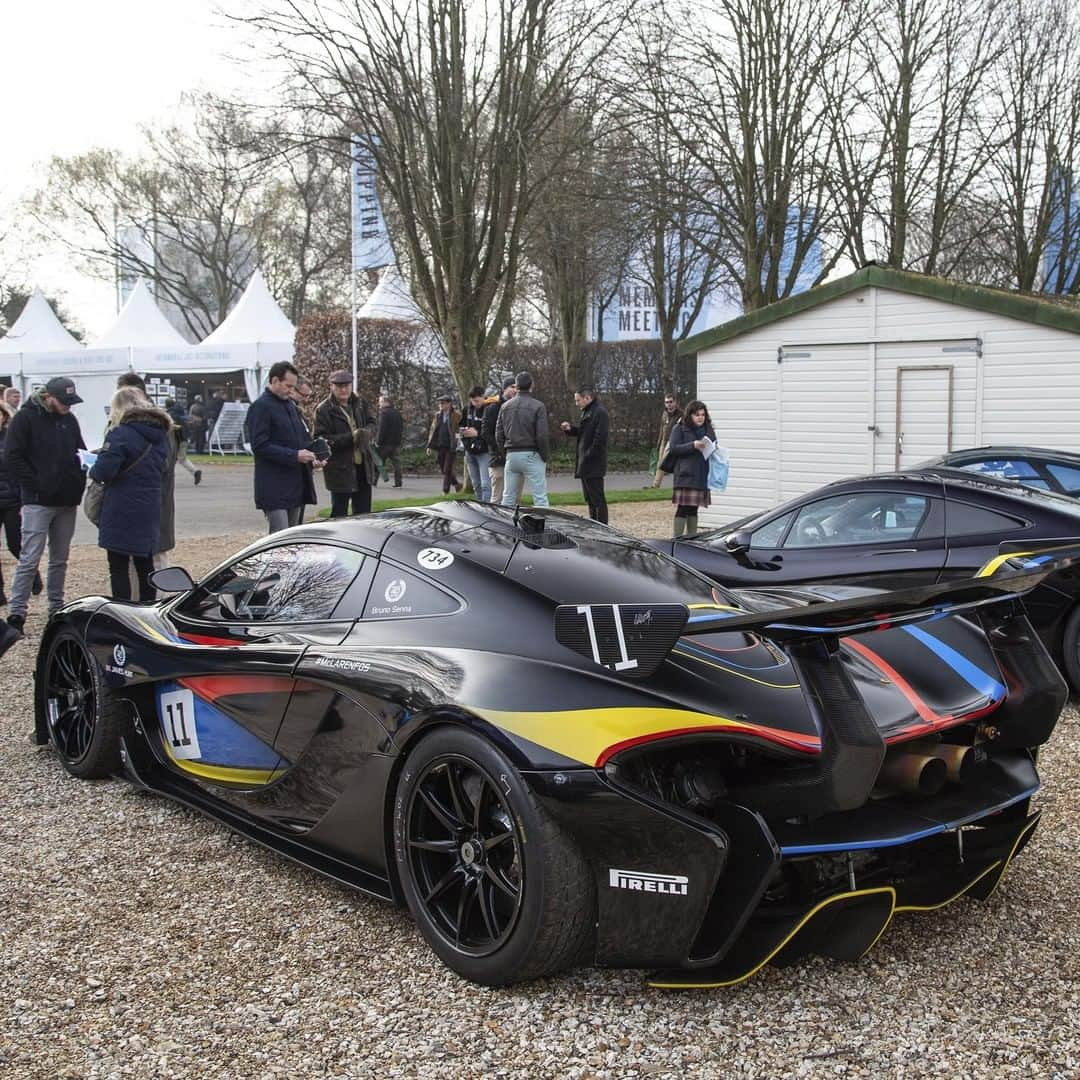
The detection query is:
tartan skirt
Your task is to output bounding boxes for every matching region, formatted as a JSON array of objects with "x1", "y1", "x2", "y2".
[{"x1": 672, "y1": 487, "x2": 711, "y2": 508}]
